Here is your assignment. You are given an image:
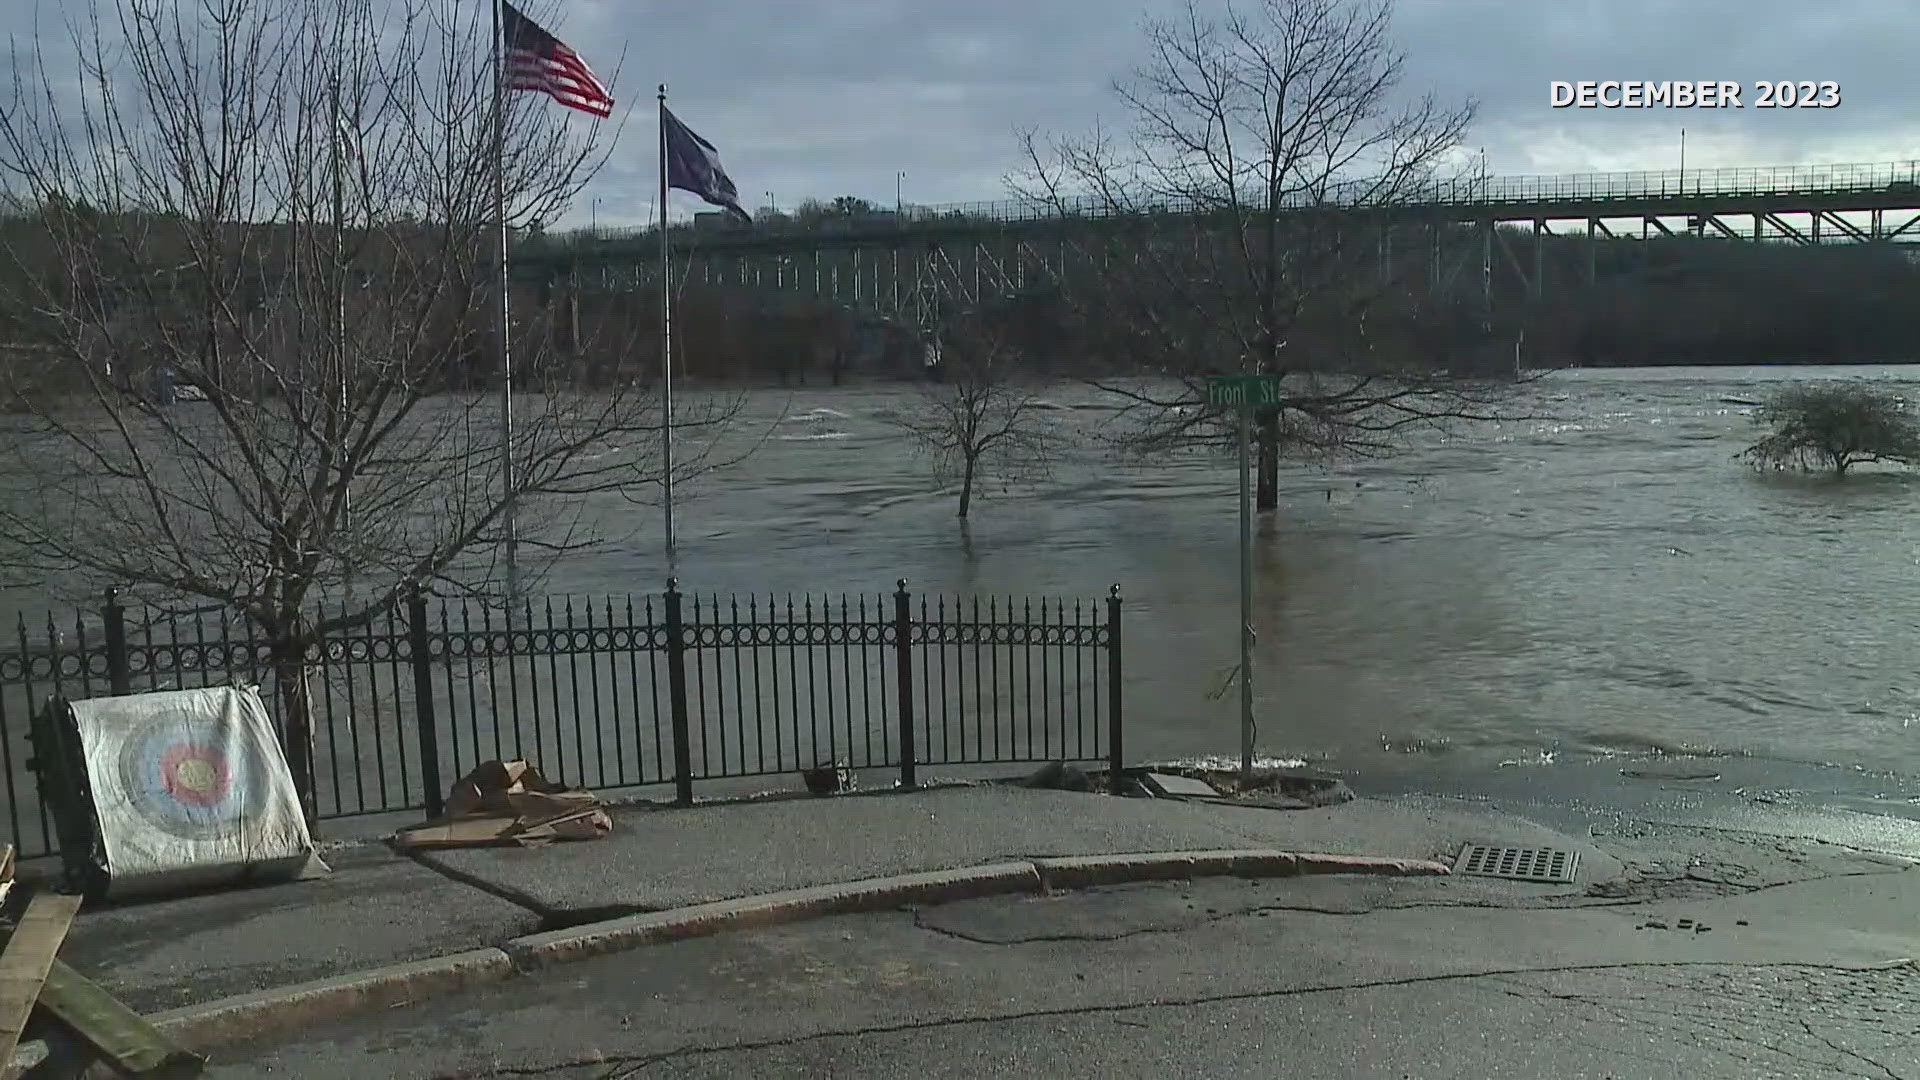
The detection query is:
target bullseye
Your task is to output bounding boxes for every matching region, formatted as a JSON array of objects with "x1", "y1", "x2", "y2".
[
  {"x1": 116, "y1": 711, "x2": 267, "y2": 841},
  {"x1": 160, "y1": 745, "x2": 230, "y2": 808}
]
